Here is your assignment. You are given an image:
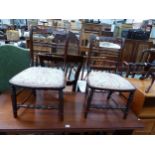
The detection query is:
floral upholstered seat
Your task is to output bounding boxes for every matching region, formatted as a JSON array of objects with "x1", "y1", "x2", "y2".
[
  {"x1": 9, "y1": 67, "x2": 65, "y2": 89},
  {"x1": 88, "y1": 71, "x2": 135, "y2": 91}
]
